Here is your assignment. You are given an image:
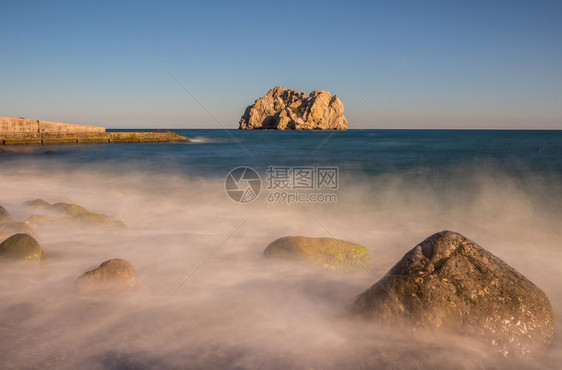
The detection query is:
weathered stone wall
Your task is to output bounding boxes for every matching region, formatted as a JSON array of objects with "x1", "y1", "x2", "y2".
[
  {"x1": 0, "y1": 116, "x2": 105, "y2": 134},
  {"x1": 0, "y1": 116, "x2": 188, "y2": 144}
]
